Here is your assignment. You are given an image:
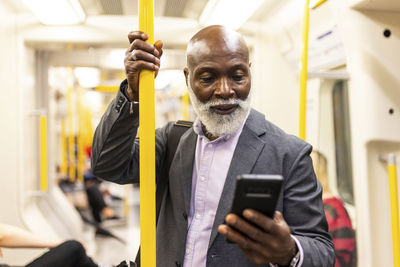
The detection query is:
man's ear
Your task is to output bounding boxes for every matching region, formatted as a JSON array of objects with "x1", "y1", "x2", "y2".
[{"x1": 183, "y1": 67, "x2": 189, "y2": 86}]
